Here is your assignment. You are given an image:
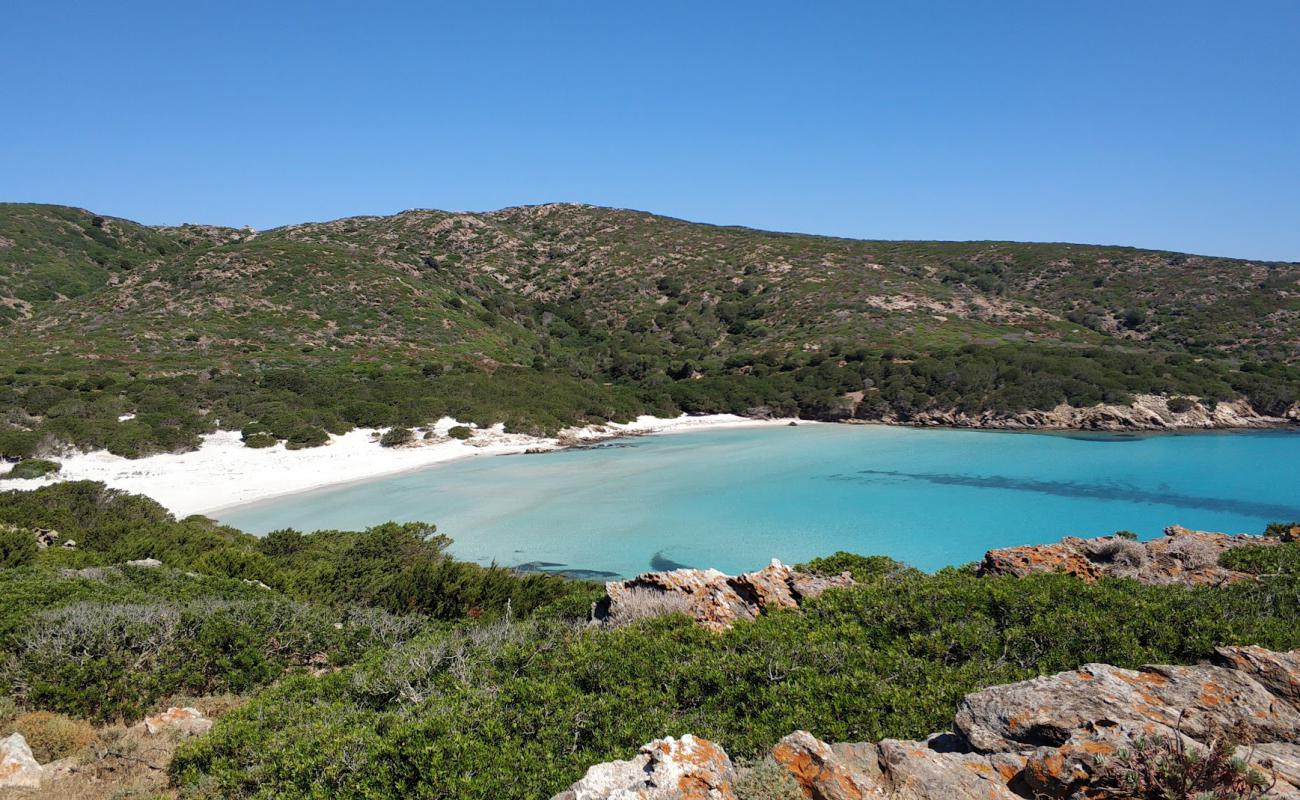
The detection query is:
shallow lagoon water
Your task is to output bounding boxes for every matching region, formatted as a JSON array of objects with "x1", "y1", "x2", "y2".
[{"x1": 219, "y1": 425, "x2": 1300, "y2": 578}]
